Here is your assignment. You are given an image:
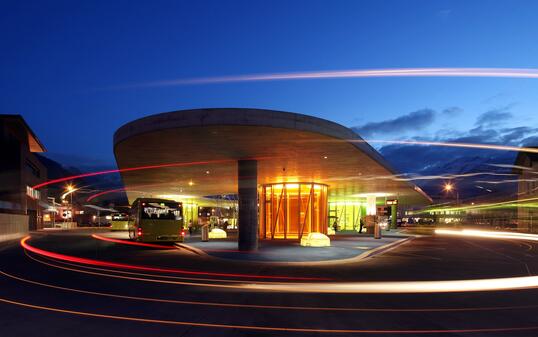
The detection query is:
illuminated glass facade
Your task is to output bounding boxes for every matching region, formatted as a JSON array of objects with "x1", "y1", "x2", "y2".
[
  {"x1": 182, "y1": 201, "x2": 198, "y2": 228},
  {"x1": 328, "y1": 201, "x2": 364, "y2": 231},
  {"x1": 259, "y1": 183, "x2": 328, "y2": 239}
]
